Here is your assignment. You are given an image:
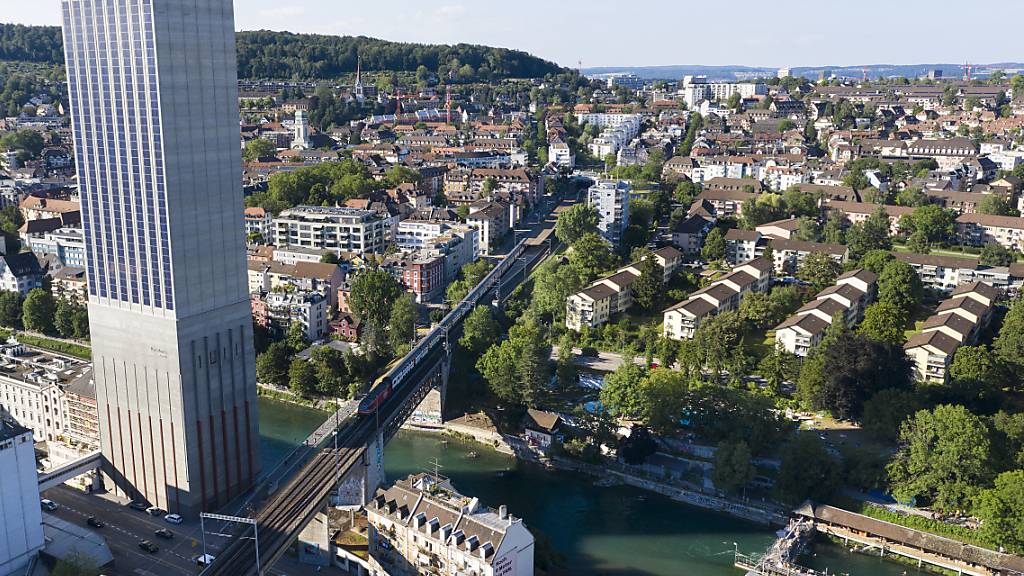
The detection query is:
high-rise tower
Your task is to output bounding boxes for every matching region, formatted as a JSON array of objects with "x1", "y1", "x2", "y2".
[{"x1": 61, "y1": 0, "x2": 259, "y2": 514}]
